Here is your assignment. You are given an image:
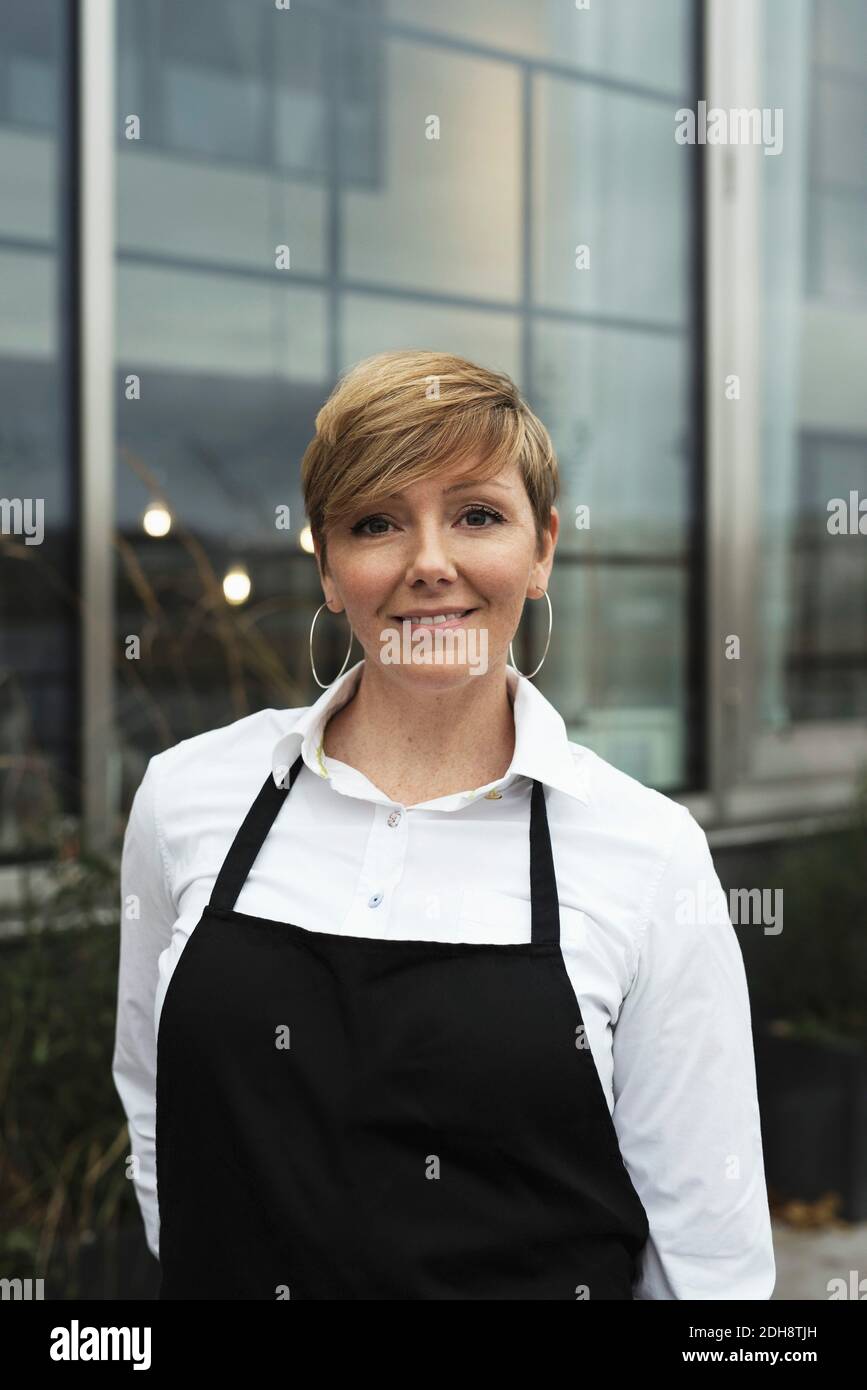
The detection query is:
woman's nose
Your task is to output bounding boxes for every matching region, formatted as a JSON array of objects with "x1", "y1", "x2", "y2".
[{"x1": 403, "y1": 522, "x2": 459, "y2": 583}]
